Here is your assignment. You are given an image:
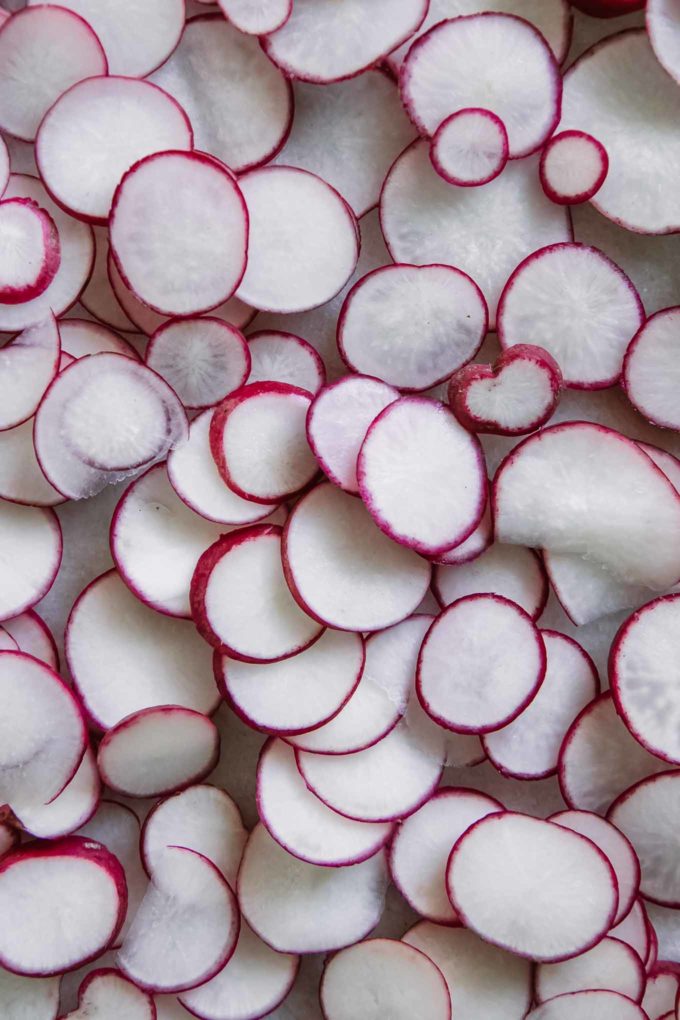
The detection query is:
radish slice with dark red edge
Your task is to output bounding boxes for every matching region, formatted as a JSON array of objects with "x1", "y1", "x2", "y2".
[
  {"x1": 448, "y1": 344, "x2": 562, "y2": 436},
  {"x1": 0, "y1": 417, "x2": 65, "y2": 507},
  {"x1": 66, "y1": 570, "x2": 219, "y2": 731},
  {"x1": 642, "y1": 964, "x2": 680, "y2": 1020},
  {"x1": 34, "y1": 353, "x2": 188, "y2": 500},
  {"x1": 430, "y1": 108, "x2": 508, "y2": 187},
  {"x1": 357, "y1": 398, "x2": 486, "y2": 557},
  {"x1": 58, "y1": 319, "x2": 139, "y2": 361},
  {"x1": 0, "y1": 965, "x2": 59, "y2": 1019},
  {"x1": 218, "y1": 0, "x2": 291, "y2": 33},
  {"x1": 623, "y1": 307, "x2": 680, "y2": 430},
  {"x1": 380, "y1": 142, "x2": 570, "y2": 327},
  {"x1": 320, "y1": 938, "x2": 451, "y2": 1020},
  {"x1": 236, "y1": 167, "x2": 359, "y2": 314},
  {"x1": 0, "y1": 503, "x2": 61, "y2": 620},
  {"x1": 0, "y1": 837, "x2": 126, "y2": 976},
  {"x1": 209, "y1": 382, "x2": 317, "y2": 504},
  {"x1": 237, "y1": 823, "x2": 388, "y2": 954},
  {"x1": 283, "y1": 482, "x2": 431, "y2": 632},
  {"x1": 648, "y1": 1, "x2": 680, "y2": 87},
  {"x1": 611, "y1": 899, "x2": 651, "y2": 963},
  {"x1": 571, "y1": 0, "x2": 643, "y2": 14},
  {"x1": 0, "y1": 135, "x2": 8, "y2": 197},
  {"x1": 338, "y1": 264, "x2": 488, "y2": 391},
  {"x1": 263, "y1": 0, "x2": 428, "y2": 84},
  {"x1": 118, "y1": 845, "x2": 239, "y2": 994},
  {"x1": 80, "y1": 228, "x2": 135, "y2": 333},
  {"x1": 534, "y1": 936, "x2": 645, "y2": 1003},
  {"x1": 12, "y1": 747, "x2": 99, "y2": 840},
  {"x1": 402, "y1": 920, "x2": 533, "y2": 1020},
  {"x1": 0, "y1": 5, "x2": 107, "y2": 143},
  {"x1": 389, "y1": 787, "x2": 503, "y2": 925},
  {"x1": 447, "y1": 812, "x2": 619, "y2": 961},
  {"x1": 247, "y1": 330, "x2": 325, "y2": 393},
  {"x1": 0, "y1": 313, "x2": 59, "y2": 430},
  {"x1": 36, "y1": 77, "x2": 193, "y2": 225},
  {"x1": 2, "y1": 610, "x2": 57, "y2": 669},
  {"x1": 58, "y1": 968, "x2": 155, "y2": 1020},
  {"x1": 540, "y1": 131, "x2": 609, "y2": 206},
  {"x1": 0, "y1": 198, "x2": 60, "y2": 304},
  {"x1": 529, "y1": 991, "x2": 648, "y2": 1020},
  {"x1": 434, "y1": 500, "x2": 493, "y2": 566}
]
